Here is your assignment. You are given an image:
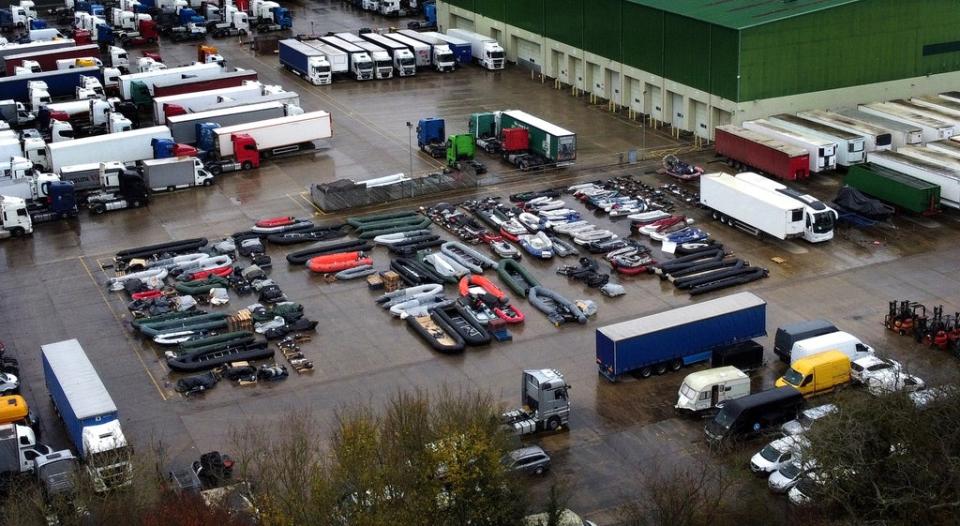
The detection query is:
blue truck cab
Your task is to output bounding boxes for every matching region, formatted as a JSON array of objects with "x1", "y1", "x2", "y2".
[
  {"x1": 270, "y1": 6, "x2": 291, "y2": 29},
  {"x1": 417, "y1": 117, "x2": 445, "y2": 149}
]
